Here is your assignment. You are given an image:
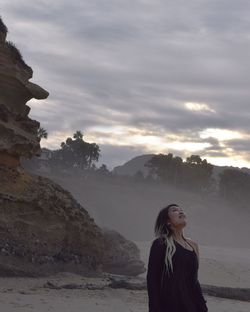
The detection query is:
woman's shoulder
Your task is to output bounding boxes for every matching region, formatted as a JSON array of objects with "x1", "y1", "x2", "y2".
[
  {"x1": 185, "y1": 237, "x2": 199, "y2": 252},
  {"x1": 149, "y1": 237, "x2": 166, "y2": 258},
  {"x1": 152, "y1": 236, "x2": 165, "y2": 243},
  {"x1": 150, "y1": 236, "x2": 166, "y2": 249}
]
